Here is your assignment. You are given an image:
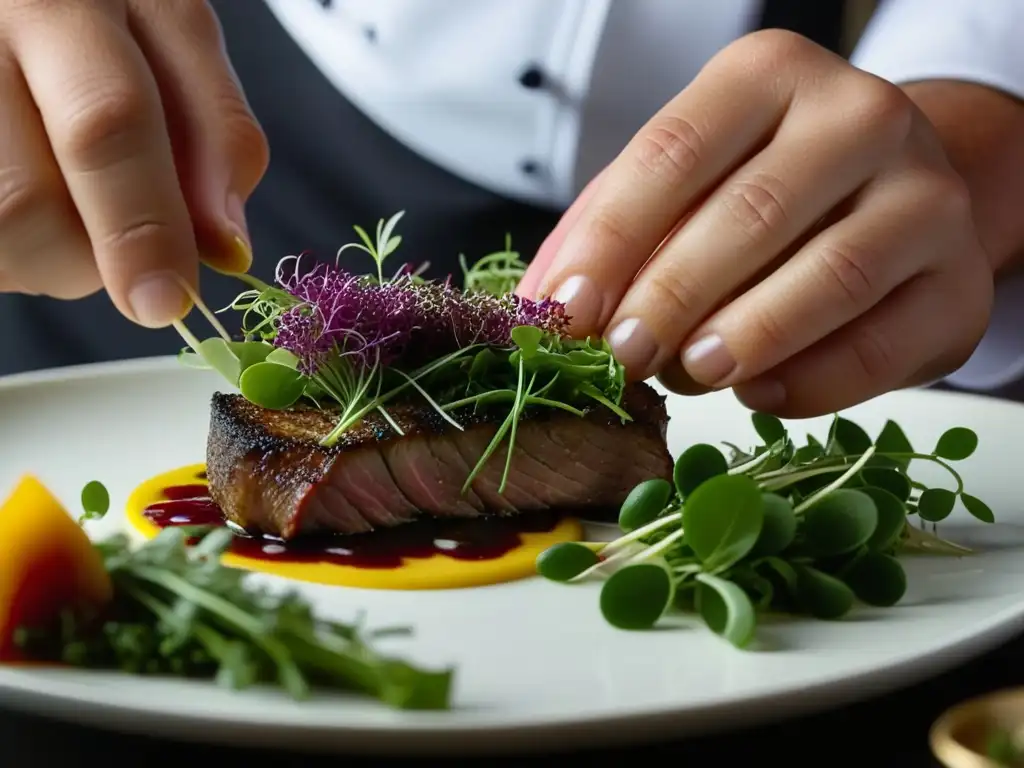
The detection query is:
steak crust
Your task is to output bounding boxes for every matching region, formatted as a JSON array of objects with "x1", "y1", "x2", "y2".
[{"x1": 206, "y1": 382, "x2": 674, "y2": 539}]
